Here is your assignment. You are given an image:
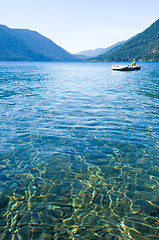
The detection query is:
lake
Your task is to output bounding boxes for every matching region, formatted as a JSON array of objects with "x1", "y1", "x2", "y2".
[{"x1": 0, "y1": 61, "x2": 159, "y2": 239}]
